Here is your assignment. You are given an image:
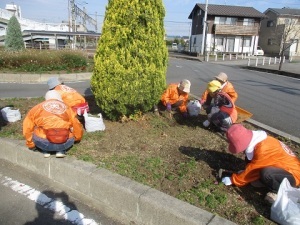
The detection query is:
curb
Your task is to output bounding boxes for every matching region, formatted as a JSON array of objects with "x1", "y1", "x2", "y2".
[
  {"x1": 0, "y1": 72, "x2": 92, "y2": 83},
  {"x1": 0, "y1": 138, "x2": 236, "y2": 225}
]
